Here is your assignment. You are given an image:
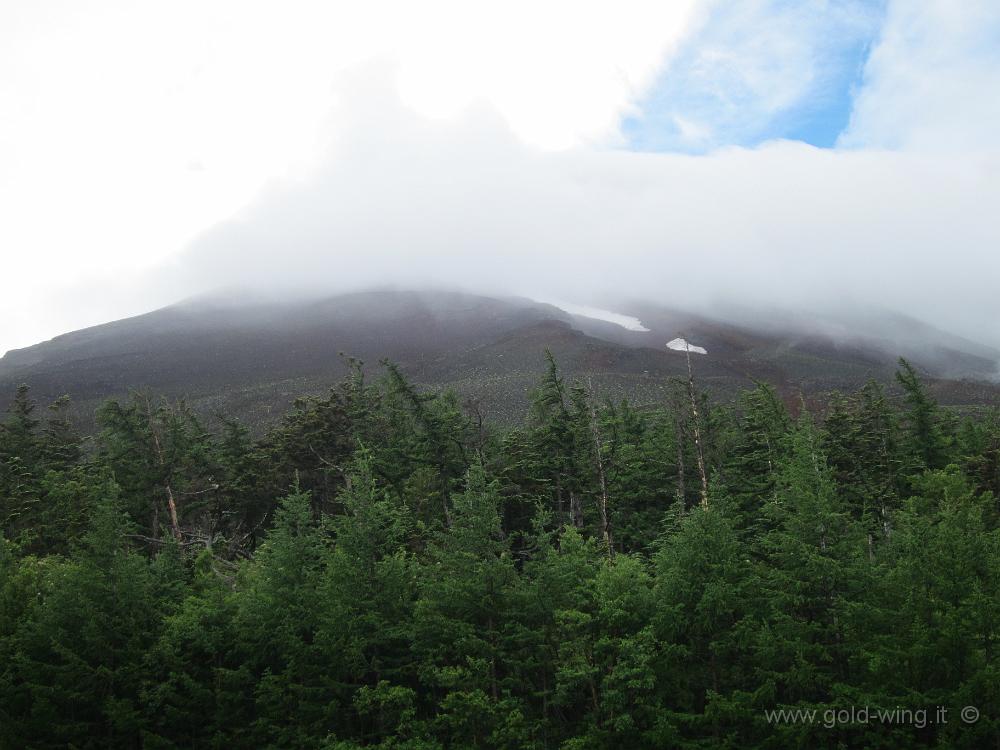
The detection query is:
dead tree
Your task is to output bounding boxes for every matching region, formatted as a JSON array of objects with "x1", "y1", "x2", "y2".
[
  {"x1": 681, "y1": 338, "x2": 710, "y2": 509},
  {"x1": 671, "y1": 382, "x2": 687, "y2": 506},
  {"x1": 144, "y1": 395, "x2": 182, "y2": 541}
]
